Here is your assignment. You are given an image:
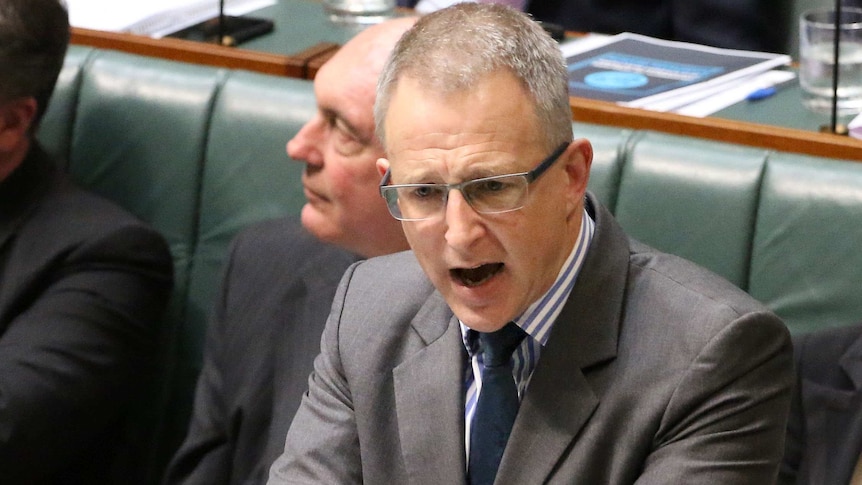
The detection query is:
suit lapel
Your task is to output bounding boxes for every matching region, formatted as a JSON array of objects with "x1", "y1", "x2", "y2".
[
  {"x1": 803, "y1": 333, "x2": 862, "y2": 484},
  {"x1": 0, "y1": 144, "x2": 51, "y2": 251},
  {"x1": 393, "y1": 292, "x2": 467, "y2": 485},
  {"x1": 498, "y1": 195, "x2": 629, "y2": 483}
]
